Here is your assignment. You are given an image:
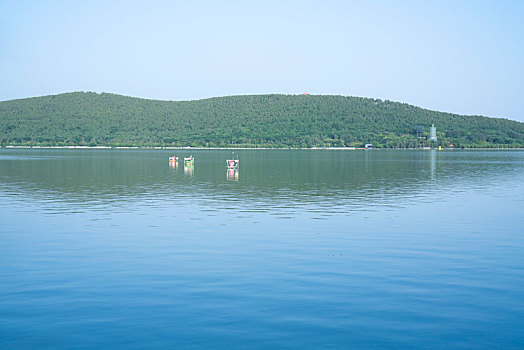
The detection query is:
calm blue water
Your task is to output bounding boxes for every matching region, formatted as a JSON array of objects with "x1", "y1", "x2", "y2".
[{"x1": 1, "y1": 149, "x2": 523, "y2": 348}]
